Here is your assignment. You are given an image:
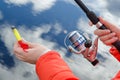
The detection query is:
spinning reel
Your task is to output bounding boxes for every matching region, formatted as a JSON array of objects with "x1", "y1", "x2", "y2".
[{"x1": 64, "y1": 31, "x2": 99, "y2": 66}]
